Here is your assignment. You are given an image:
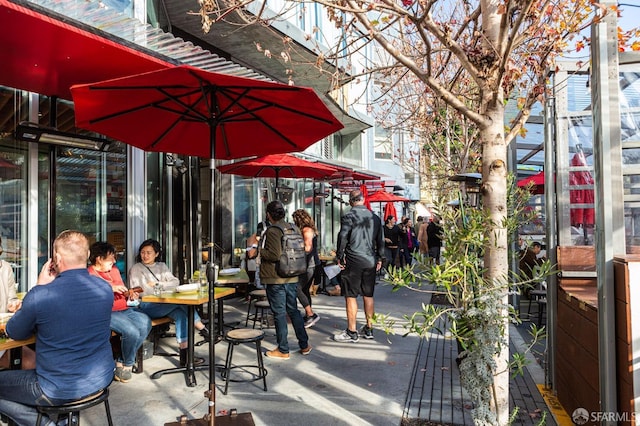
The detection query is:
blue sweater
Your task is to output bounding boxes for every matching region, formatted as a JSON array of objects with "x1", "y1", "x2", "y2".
[{"x1": 7, "y1": 268, "x2": 115, "y2": 400}]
